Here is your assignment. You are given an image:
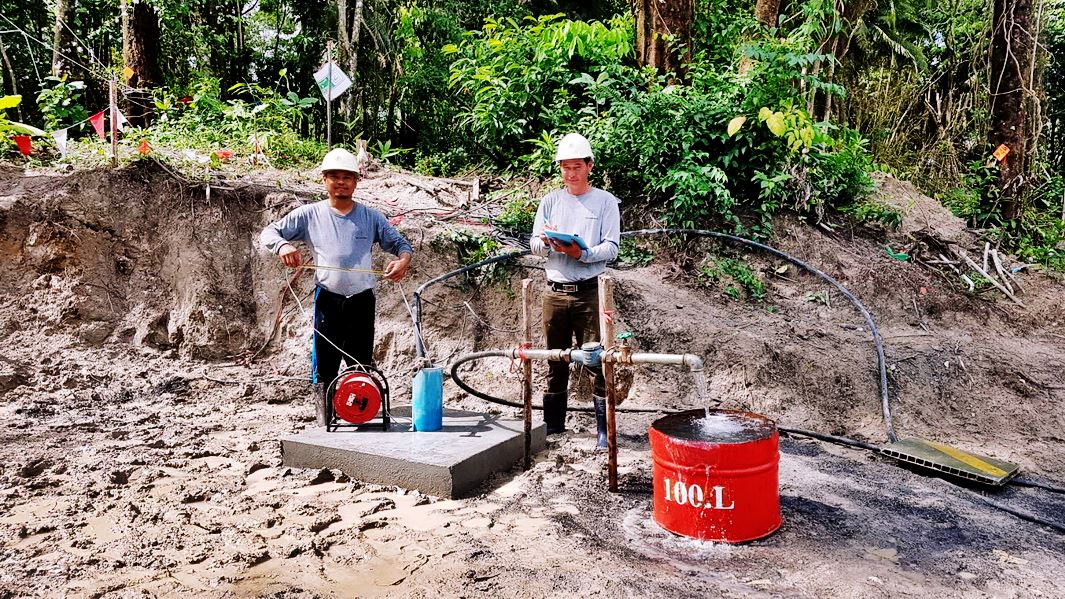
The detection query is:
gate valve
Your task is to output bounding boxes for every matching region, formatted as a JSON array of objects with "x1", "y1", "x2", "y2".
[{"x1": 616, "y1": 331, "x2": 634, "y2": 361}]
